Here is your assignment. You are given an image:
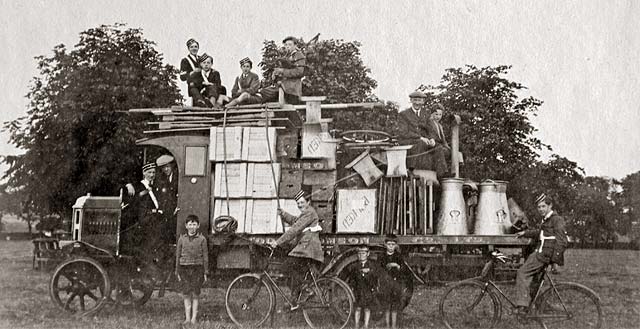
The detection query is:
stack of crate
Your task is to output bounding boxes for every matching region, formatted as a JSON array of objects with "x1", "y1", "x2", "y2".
[{"x1": 209, "y1": 126, "x2": 300, "y2": 234}]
